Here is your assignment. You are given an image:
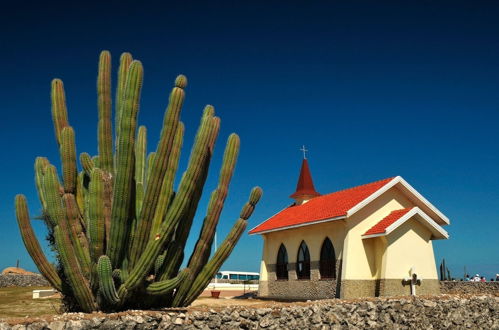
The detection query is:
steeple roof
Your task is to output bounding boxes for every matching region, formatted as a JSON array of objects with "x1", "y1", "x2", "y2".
[{"x1": 290, "y1": 159, "x2": 320, "y2": 199}]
